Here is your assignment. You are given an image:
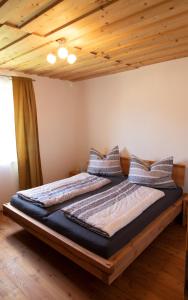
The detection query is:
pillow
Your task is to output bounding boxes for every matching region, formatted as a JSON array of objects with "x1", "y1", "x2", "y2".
[
  {"x1": 128, "y1": 155, "x2": 176, "y2": 188},
  {"x1": 87, "y1": 146, "x2": 123, "y2": 176}
]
